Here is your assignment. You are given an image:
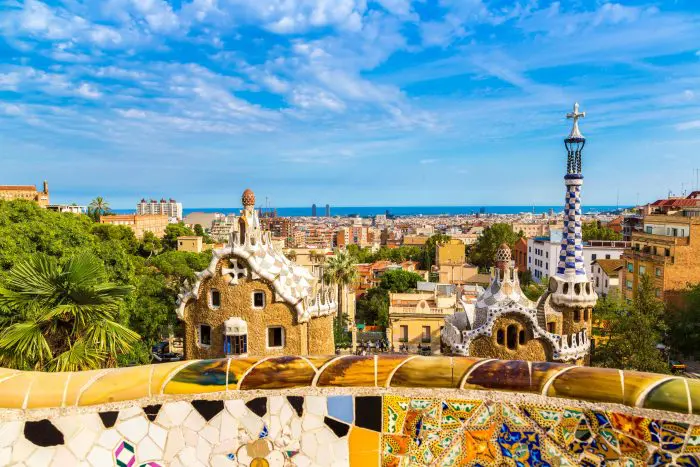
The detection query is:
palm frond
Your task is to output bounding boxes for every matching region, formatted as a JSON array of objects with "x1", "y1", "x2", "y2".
[
  {"x1": 83, "y1": 319, "x2": 140, "y2": 355},
  {"x1": 0, "y1": 321, "x2": 53, "y2": 369},
  {"x1": 49, "y1": 340, "x2": 106, "y2": 372}
]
